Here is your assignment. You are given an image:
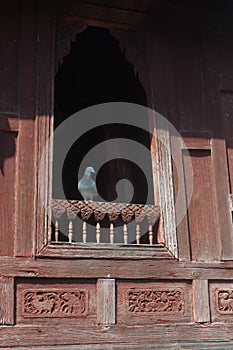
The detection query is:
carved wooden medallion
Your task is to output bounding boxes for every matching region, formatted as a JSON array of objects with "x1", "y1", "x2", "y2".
[{"x1": 217, "y1": 290, "x2": 233, "y2": 314}]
